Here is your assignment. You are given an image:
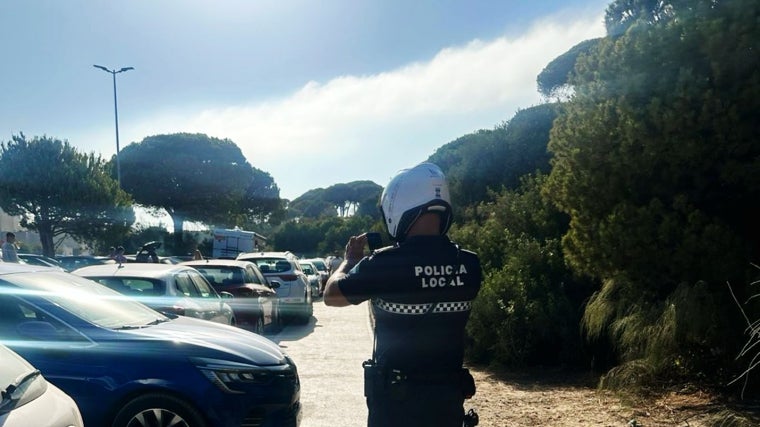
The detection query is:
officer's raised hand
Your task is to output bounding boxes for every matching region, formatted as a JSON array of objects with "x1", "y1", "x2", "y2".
[{"x1": 323, "y1": 233, "x2": 368, "y2": 306}]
